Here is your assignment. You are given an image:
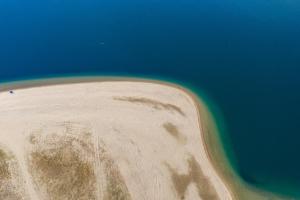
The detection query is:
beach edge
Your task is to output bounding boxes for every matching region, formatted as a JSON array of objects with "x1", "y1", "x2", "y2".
[{"x1": 0, "y1": 76, "x2": 285, "y2": 200}]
